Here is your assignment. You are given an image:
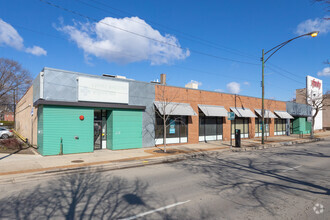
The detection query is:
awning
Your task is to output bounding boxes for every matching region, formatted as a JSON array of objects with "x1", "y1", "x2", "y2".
[
  {"x1": 154, "y1": 101, "x2": 197, "y2": 116},
  {"x1": 198, "y1": 104, "x2": 228, "y2": 117},
  {"x1": 230, "y1": 107, "x2": 256, "y2": 118},
  {"x1": 274, "y1": 111, "x2": 294, "y2": 119},
  {"x1": 255, "y1": 109, "x2": 278, "y2": 118}
]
